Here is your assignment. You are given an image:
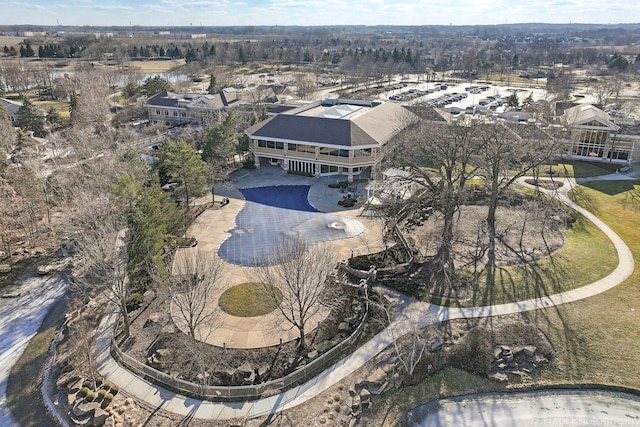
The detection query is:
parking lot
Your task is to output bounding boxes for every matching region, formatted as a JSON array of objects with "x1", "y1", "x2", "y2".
[{"x1": 379, "y1": 81, "x2": 549, "y2": 116}]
